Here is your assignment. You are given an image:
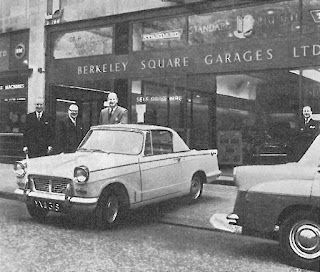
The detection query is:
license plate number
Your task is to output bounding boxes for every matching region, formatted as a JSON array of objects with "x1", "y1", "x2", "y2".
[{"x1": 34, "y1": 199, "x2": 61, "y2": 212}]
